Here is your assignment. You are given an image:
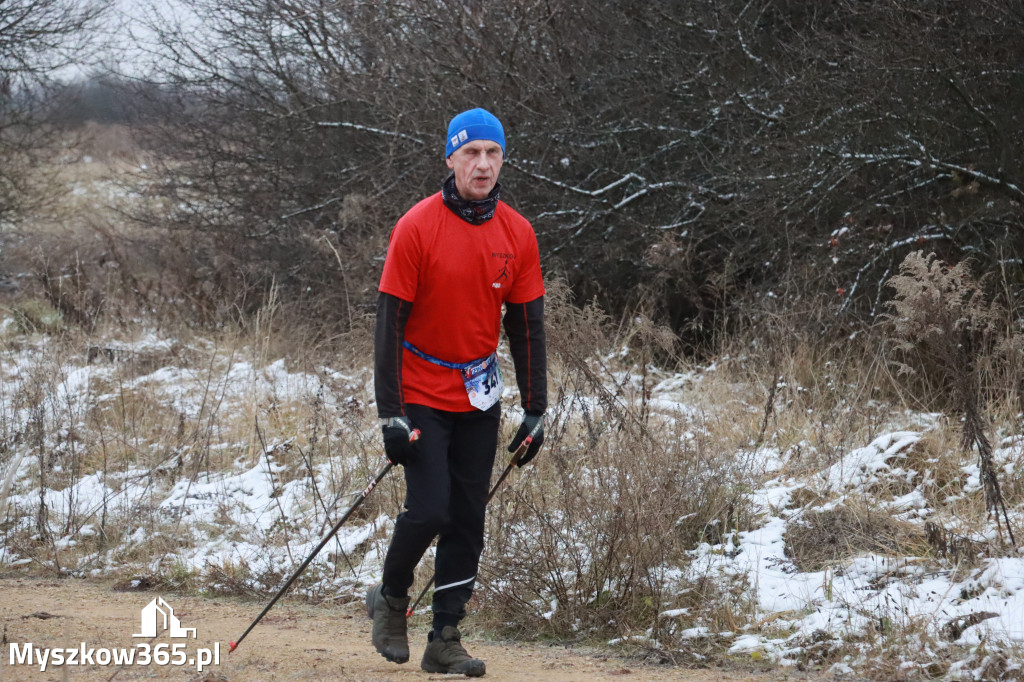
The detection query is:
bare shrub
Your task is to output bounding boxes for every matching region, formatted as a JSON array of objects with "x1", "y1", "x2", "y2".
[
  {"x1": 7, "y1": 298, "x2": 65, "y2": 334},
  {"x1": 713, "y1": 292, "x2": 897, "y2": 469},
  {"x1": 34, "y1": 253, "x2": 106, "y2": 334},
  {"x1": 476, "y1": 288, "x2": 747, "y2": 643},
  {"x1": 924, "y1": 522, "x2": 987, "y2": 571},
  {"x1": 201, "y1": 557, "x2": 278, "y2": 599},
  {"x1": 884, "y1": 251, "x2": 1017, "y2": 545}
]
